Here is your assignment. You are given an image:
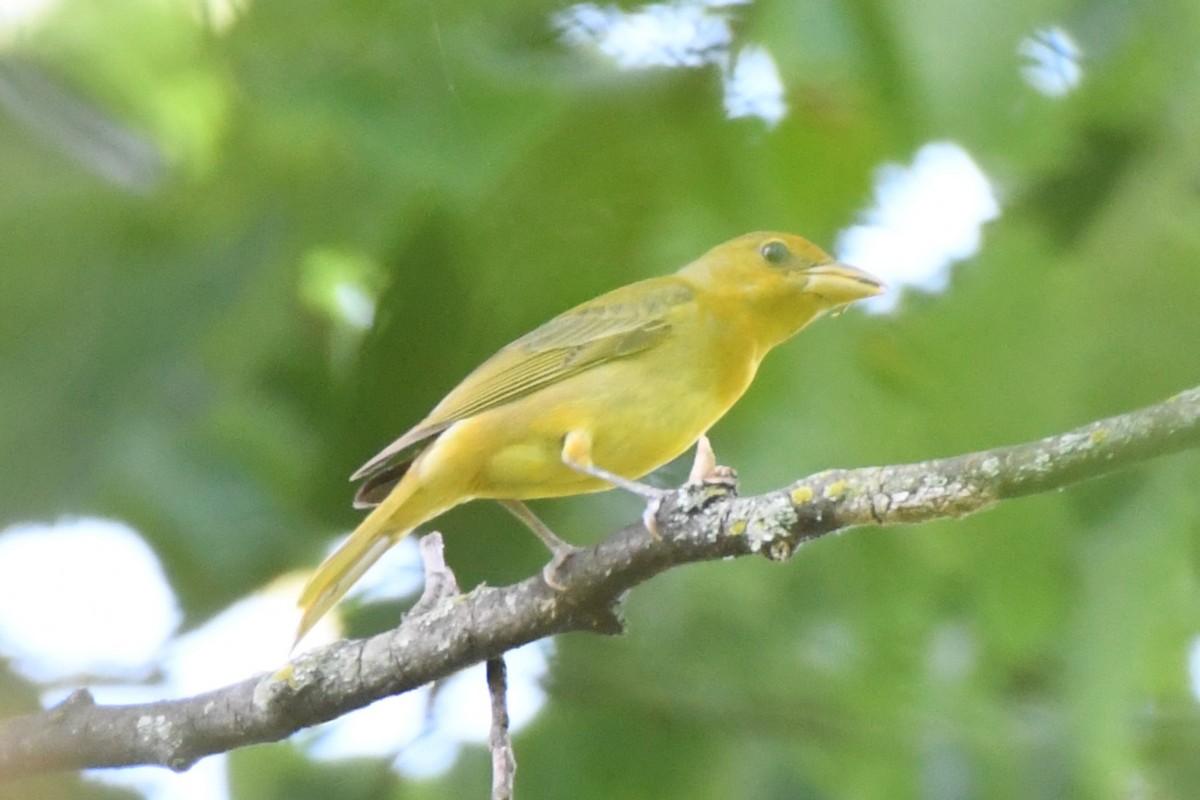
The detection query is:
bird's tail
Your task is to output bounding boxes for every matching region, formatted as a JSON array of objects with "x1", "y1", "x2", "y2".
[{"x1": 295, "y1": 477, "x2": 443, "y2": 647}]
